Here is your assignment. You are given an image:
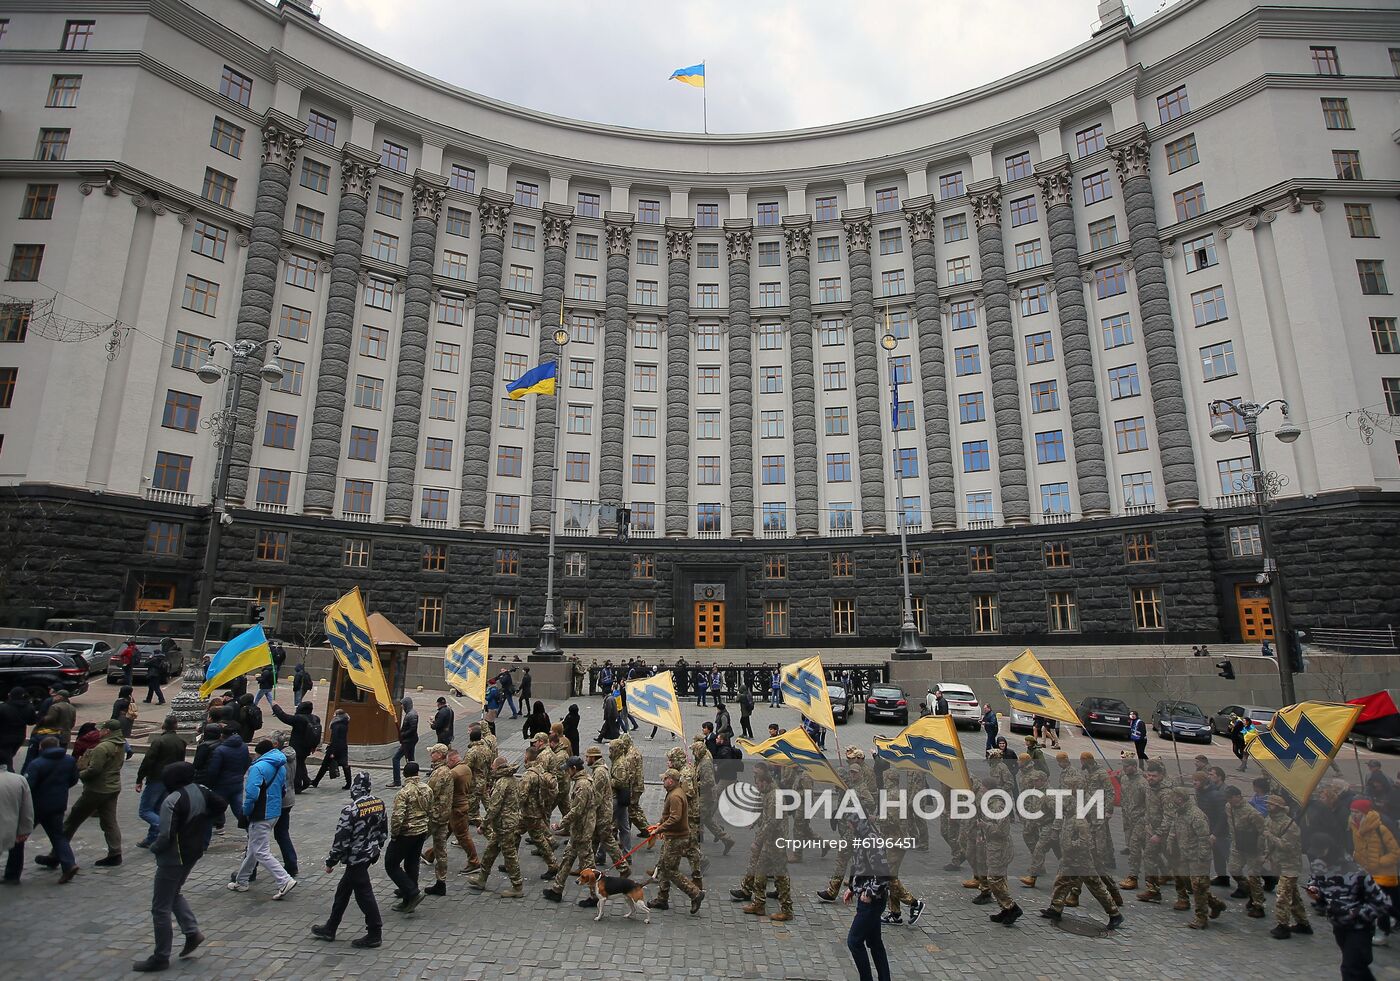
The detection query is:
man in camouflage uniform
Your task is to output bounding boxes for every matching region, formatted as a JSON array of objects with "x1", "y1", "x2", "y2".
[
  {"x1": 520, "y1": 744, "x2": 558, "y2": 879},
  {"x1": 879, "y1": 767, "x2": 927, "y2": 925},
  {"x1": 961, "y1": 776, "x2": 991, "y2": 899},
  {"x1": 1224, "y1": 785, "x2": 1267, "y2": 918},
  {"x1": 1019, "y1": 767, "x2": 1058, "y2": 888},
  {"x1": 587, "y1": 746, "x2": 628, "y2": 874},
  {"x1": 419, "y1": 743, "x2": 454, "y2": 896},
  {"x1": 466, "y1": 757, "x2": 525, "y2": 898},
  {"x1": 385, "y1": 762, "x2": 434, "y2": 913},
  {"x1": 741, "y1": 763, "x2": 794, "y2": 921},
  {"x1": 1118, "y1": 756, "x2": 1147, "y2": 890},
  {"x1": 1165, "y1": 782, "x2": 1225, "y2": 928},
  {"x1": 463, "y1": 726, "x2": 493, "y2": 839},
  {"x1": 620, "y1": 733, "x2": 649, "y2": 839},
  {"x1": 691, "y1": 736, "x2": 735, "y2": 856},
  {"x1": 820, "y1": 747, "x2": 878, "y2": 900},
  {"x1": 666, "y1": 746, "x2": 704, "y2": 881},
  {"x1": 650, "y1": 768, "x2": 705, "y2": 913},
  {"x1": 608, "y1": 735, "x2": 639, "y2": 848},
  {"x1": 976, "y1": 769, "x2": 1022, "y2": 925},
  {"x1": 548, "y1": 728, "x2": 571, "y2": 822},
  {"x1": 444, "y1": 748, "x2": 481, "y2": 875},
  {"x1": 1068, "y1": 755, "x2": 1123, "y2": 909},
  {"x1": 543, "y1": 756, "x2": 594, "y2": 902},
  {"x1": 1042, "y1": 771, "x2": 1123, "y2": 929},
  {"x1": 1137, "y1": 760, "x2": 1180, "y2": 904},
  {"x1": 1262, "y1": 793, "x2": 1311, "y2": 938}
]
